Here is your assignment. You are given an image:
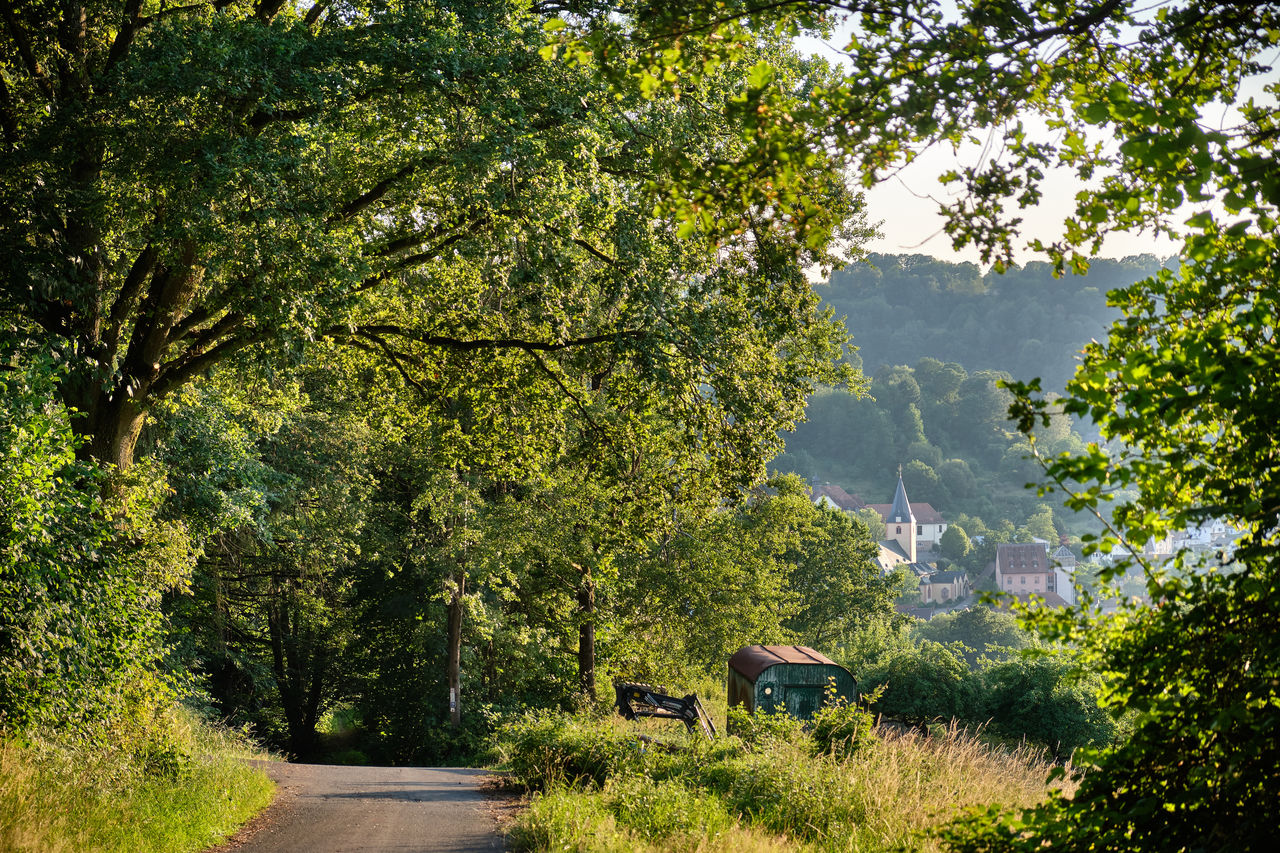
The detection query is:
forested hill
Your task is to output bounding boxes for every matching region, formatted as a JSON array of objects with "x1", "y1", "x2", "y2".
[
  {"x1": 773, "y1": 253, "x2": 1171, "y2": 533},
  {"x1": 825, "y1": 253, "x2": 1170, "y2": 391}
]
